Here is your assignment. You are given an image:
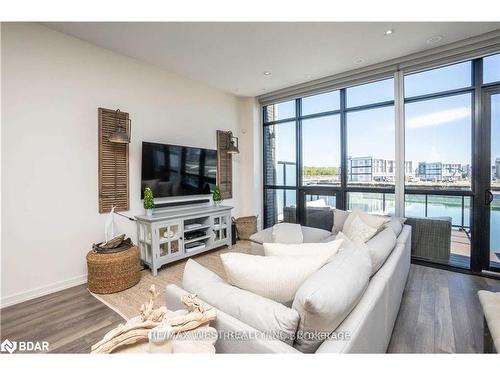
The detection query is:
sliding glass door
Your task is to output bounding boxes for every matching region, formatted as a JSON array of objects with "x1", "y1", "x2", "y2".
[{"x1": 478, "y1": 87, "x2": 500, "y2": 272}]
